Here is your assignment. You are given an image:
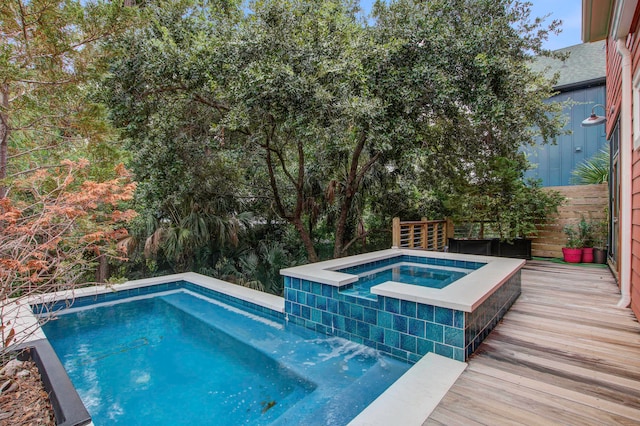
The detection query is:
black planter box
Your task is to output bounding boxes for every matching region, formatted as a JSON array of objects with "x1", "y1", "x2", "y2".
[
  {"x1": 448, "y1": 238, "x2": 532, "y2": 260},
  {"x1": 17, "y1": 339, "x2": 91, "y2": 426}
]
